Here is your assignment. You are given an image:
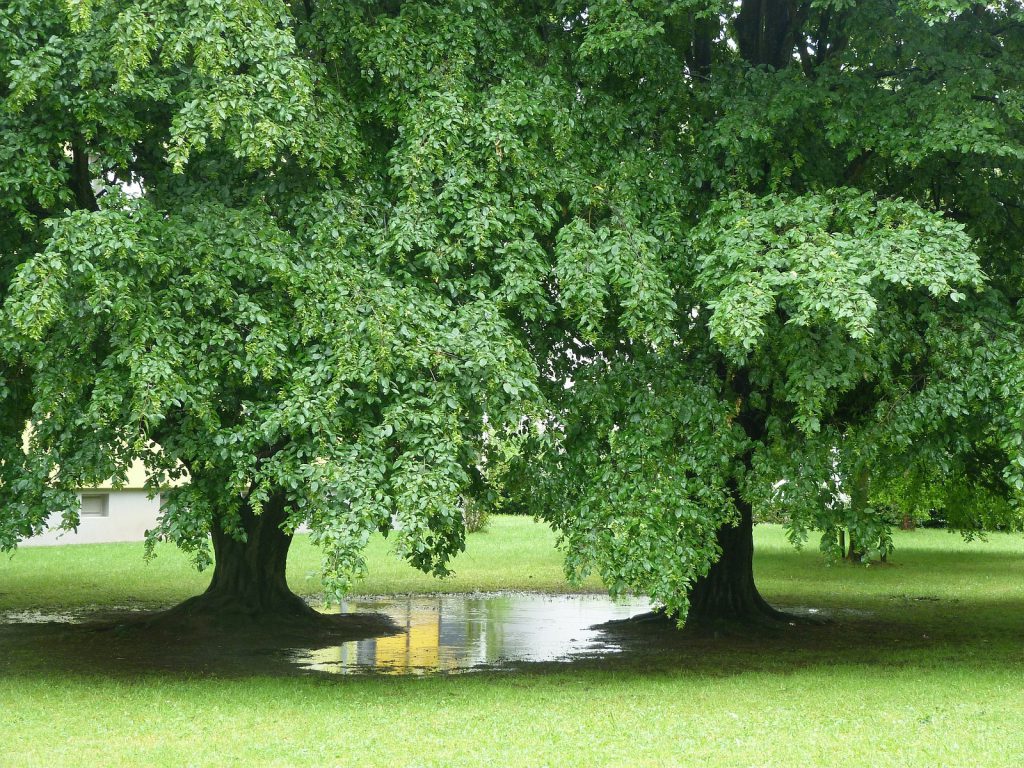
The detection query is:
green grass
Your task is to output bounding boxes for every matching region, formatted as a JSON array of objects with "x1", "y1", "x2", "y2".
[
  {"x1": 0, "y1": 516, "x2": 602, "y2": 611},
  {"x1": 2, "y1": 517, "x2": 1024, "y2": 767}
]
